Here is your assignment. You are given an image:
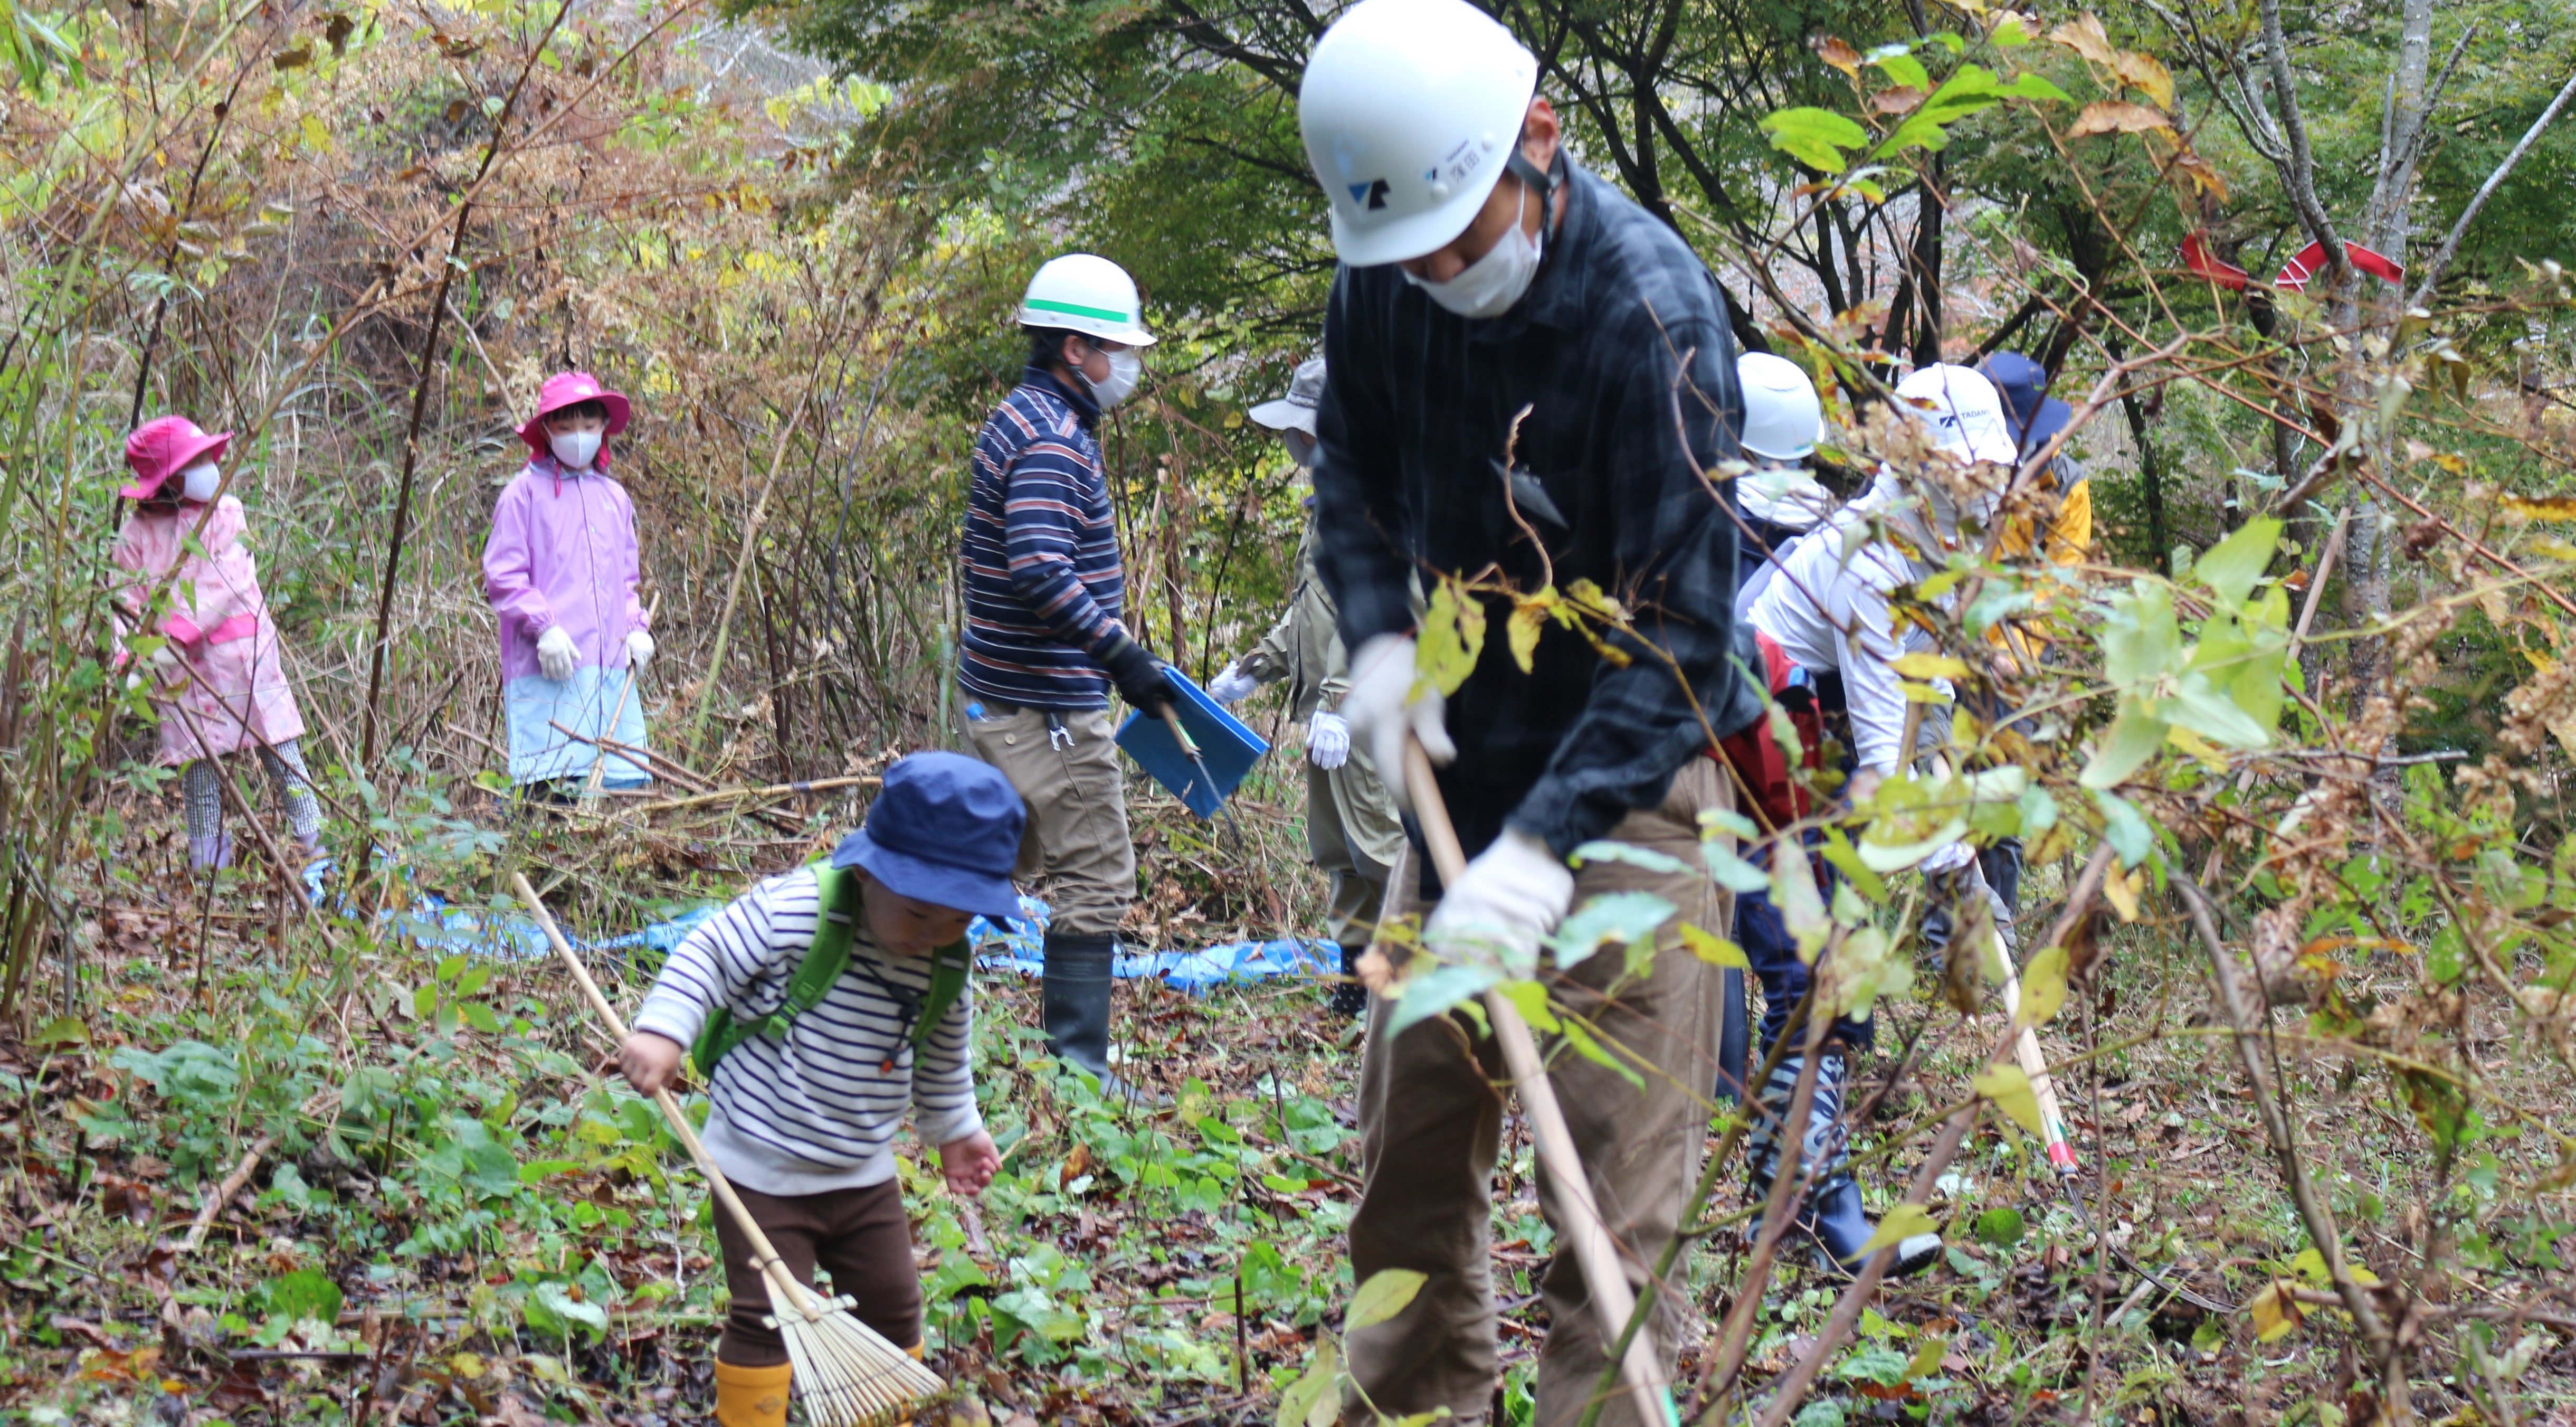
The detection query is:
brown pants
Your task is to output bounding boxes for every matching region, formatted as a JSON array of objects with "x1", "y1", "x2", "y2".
[
  {"x1": 713, "y1": 1178, "x2": 920, "y2": 1367},
  {"x1": 1346, "y1": 761, "x2": 1732, "y2": 1427},
  {"x1": 963, "y1": 703, "x2": 1136, "y2": 938}
]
